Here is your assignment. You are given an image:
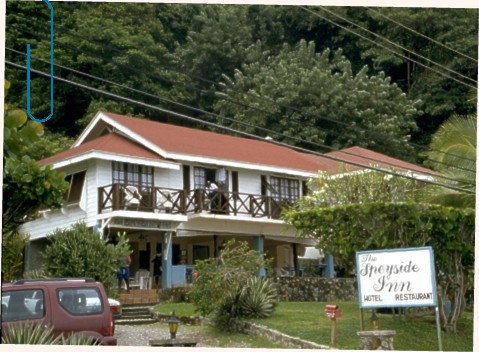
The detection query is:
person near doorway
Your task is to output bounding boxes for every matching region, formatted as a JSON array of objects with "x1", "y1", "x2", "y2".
[
  {"x1": 151, "y1": 253, "x2": 162, "y2": 291},
  {"x1": 206, "y1": 180, "x2": 219, "y2": 211},
  {"x1": 117, "y1": 255, "x2": 131, "y2": 293}
]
